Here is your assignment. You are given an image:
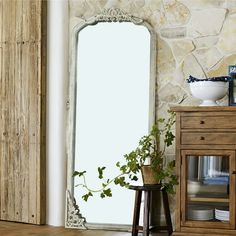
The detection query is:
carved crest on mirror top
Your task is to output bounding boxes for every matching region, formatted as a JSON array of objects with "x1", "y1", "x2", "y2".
[{"x1": 65, "y1": 7, "x2": 157, "y2": 230}]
